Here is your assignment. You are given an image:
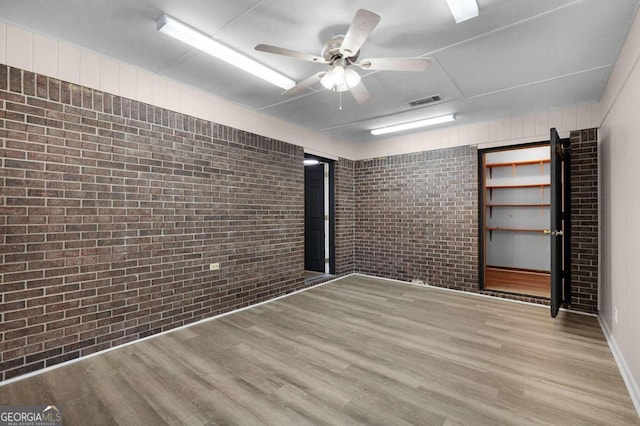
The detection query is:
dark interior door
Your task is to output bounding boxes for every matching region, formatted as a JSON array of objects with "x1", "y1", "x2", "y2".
[
  {"x1": 305, "y1": 164, "x2": 325, "y2": 272},
  {"x1": 550, "y1": 128, "x2": 569, "y2": 317}
]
